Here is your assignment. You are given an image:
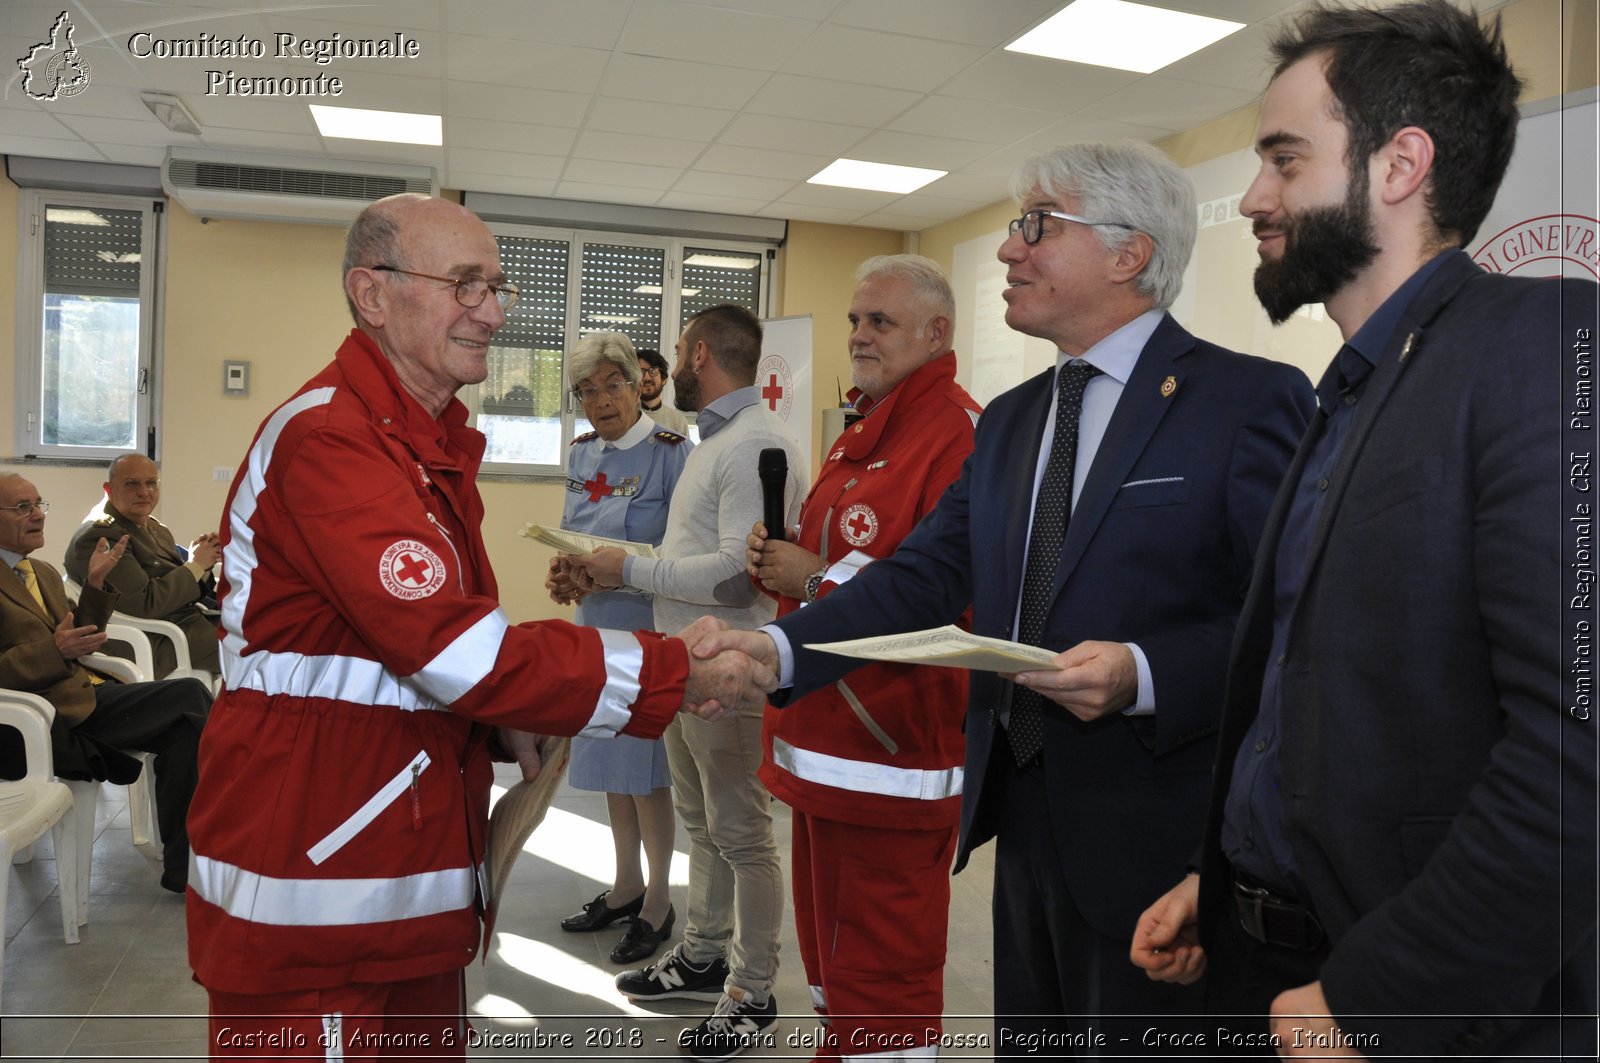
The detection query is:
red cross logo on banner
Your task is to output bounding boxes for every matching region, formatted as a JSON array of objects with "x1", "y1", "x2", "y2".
[
  {"x1": 379, "y1": 539, "x2": 448, "y2": 600},
  {"x1": 838, "y1": 503, "x2": 880, "y2": 548},
  {"x1": 584, "y1": 471, "x2": 611, "y2": 502},
  {"x1": 762, "y1": 374, "x2": 785, "y2": 411}
]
